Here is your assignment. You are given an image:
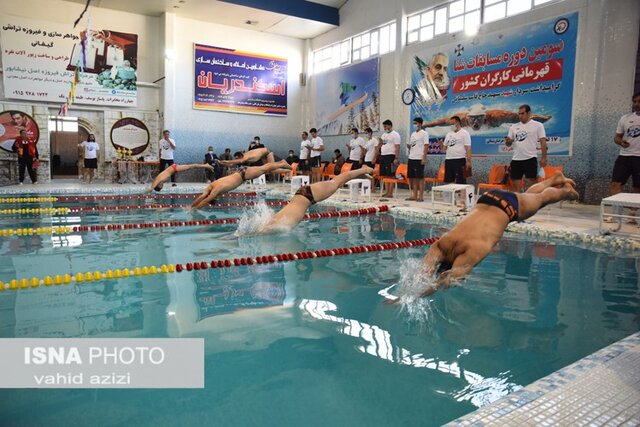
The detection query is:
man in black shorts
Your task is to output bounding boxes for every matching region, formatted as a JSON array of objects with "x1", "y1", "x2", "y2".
[
  {"x1": 378, "y1": 119, "x2": 401, "y2": 198},
  {"x1": 505, "y1": 105, "x2": 547, "y2": 191},
  {"x1": 611, "y1": 92, "x2": 640, "y2": 195}
]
